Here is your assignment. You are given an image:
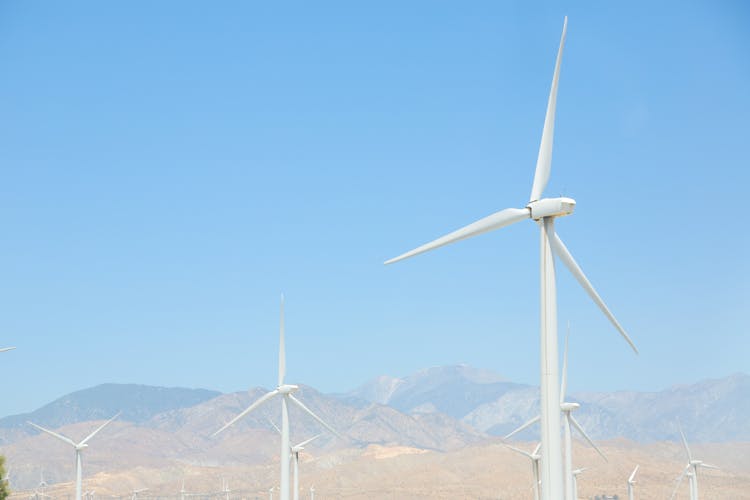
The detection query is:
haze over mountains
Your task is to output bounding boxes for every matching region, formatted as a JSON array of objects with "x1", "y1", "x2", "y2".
[{"x1": 2, "y1": 365, "x2": 748, "y2": 491}]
